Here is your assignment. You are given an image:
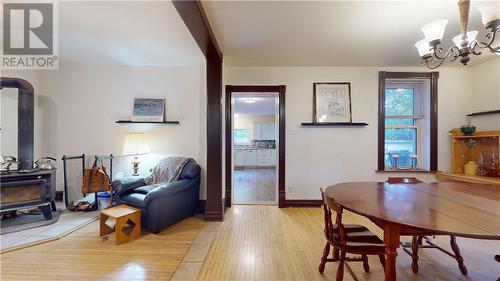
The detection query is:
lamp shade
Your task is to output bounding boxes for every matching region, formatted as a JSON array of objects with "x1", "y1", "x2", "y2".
[
  {"x1": 478, "y1": 2, "x2": 500, "y2": 28},
  {"x1": 415, "y1": 39, "x2": 432, "y2": 57},
  {"x1": 123, "y1": 133, "x2": 150, "y2": 156},
  {"x1": 421, "y1": 19, "x2": 448, "y2": 43},
  {"x1": 452, "y1": 31, "x2": 478, "y2": 48}
]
